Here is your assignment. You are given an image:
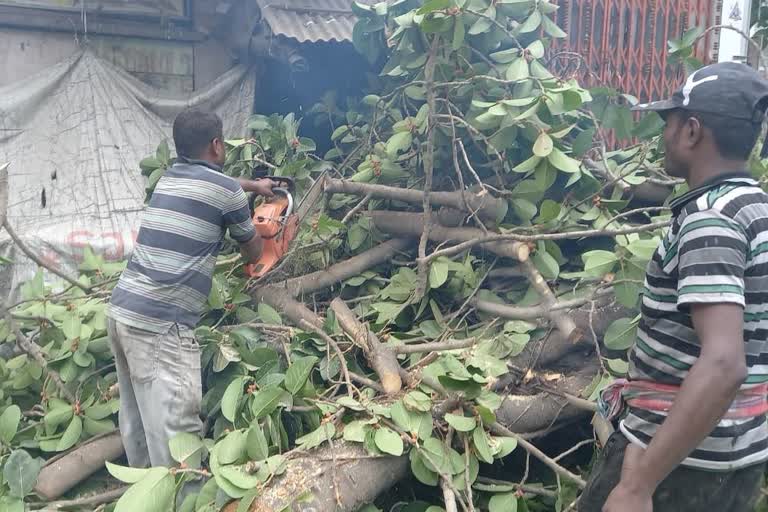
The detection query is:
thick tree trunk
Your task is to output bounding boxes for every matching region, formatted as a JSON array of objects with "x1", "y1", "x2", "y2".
[{"x1": 222, "y1": 443, "x2": 409, "y2": 512}]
